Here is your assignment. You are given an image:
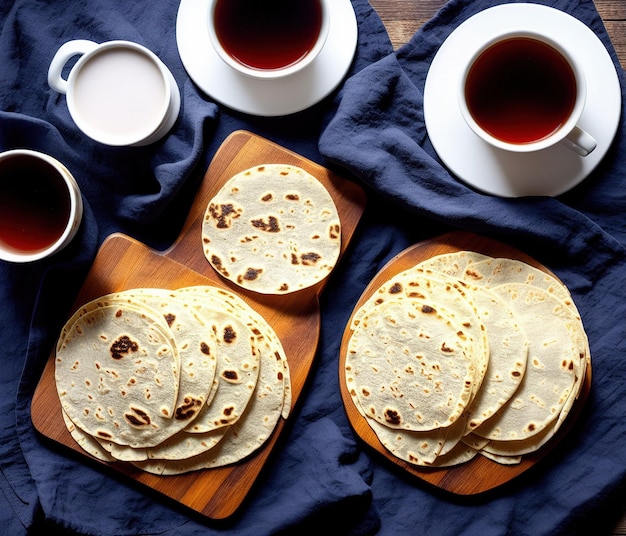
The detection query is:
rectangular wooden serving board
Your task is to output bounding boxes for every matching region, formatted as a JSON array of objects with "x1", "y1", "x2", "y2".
[{"x1": 31, "y1": 130, "x2": 367, "y2": 519}]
